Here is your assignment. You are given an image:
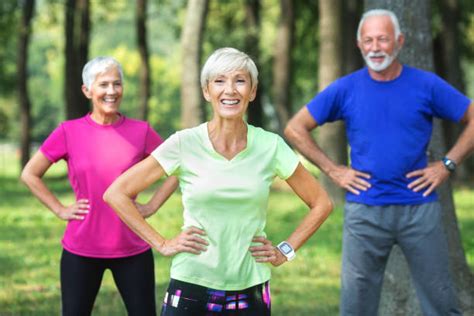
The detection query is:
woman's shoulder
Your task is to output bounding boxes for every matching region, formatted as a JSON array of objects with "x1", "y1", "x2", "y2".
[
  {"x1": 174, "y1": 123, "x2": 205, "y2": 138},
  {"x1": 162, "y1": 123, "x2": 205, "y2": 146},
  {"x1": 58, "y1": 115, "x2": 88, "y2": 129},
  {"x1": 248, "y1": 124, "x2": 282, "y2": 145},
  {"x1": 121, "y1": 116, "x2": 151, "y2": 128}
]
